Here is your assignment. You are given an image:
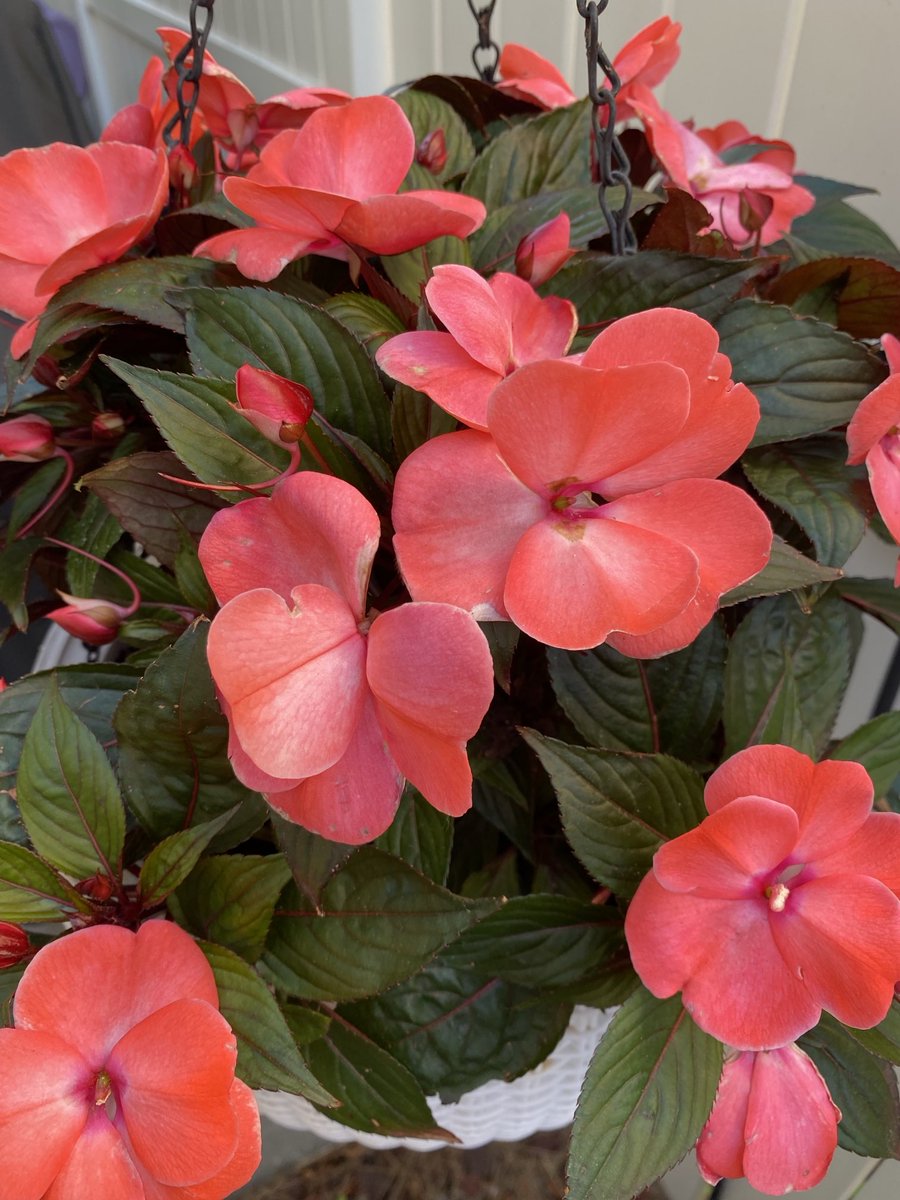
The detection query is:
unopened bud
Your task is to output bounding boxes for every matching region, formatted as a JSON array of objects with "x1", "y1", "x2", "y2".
[
  {"x1": 0, "y1": 922, "x2": 32, "y2": 967},
  {"x1": 515, "y1": 212, "x2": 574, "y2": 286},
  {"x1": 75, "y1": 874, "x2": 115, "y2": 902},
  {"x1": 47, "y1": 593, "x2": 129, "y2": 646},
  {"x1": 235, "y1": 364, "x2": 314, "y2": 445},
  {"x1": 167, "y1": 143, "x2": 198, "y2": 206},
  {"x1": 416, "y1": 129, "x2": 448, "y2": 175},
  {"x1": 0, "y1": 414, "x2": 56, "y2": 462},
  {"x1": 91, "y1": 411, "x2": 127, "y2": 442}
]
